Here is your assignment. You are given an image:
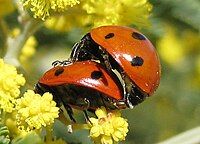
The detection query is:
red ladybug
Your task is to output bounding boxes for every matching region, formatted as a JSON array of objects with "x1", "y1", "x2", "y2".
[
  {"x1": 35, "y1": 61, "x2": 125, "y2": 122},
  {"x1": 70, "y1": 26, "x2": 161, "y2": 108}
]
